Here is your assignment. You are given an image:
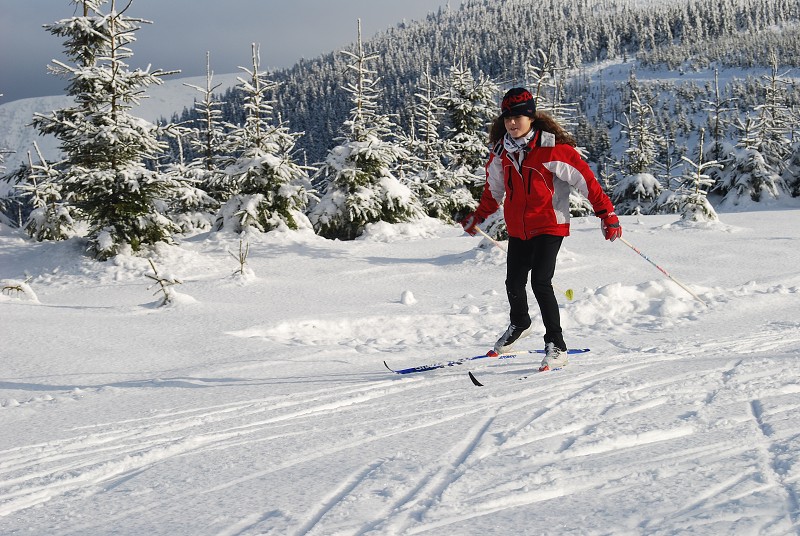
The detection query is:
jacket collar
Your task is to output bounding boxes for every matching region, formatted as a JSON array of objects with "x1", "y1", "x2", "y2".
[{"x1": 503, "y1": 129, "x2": 537, "y2": 154}]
